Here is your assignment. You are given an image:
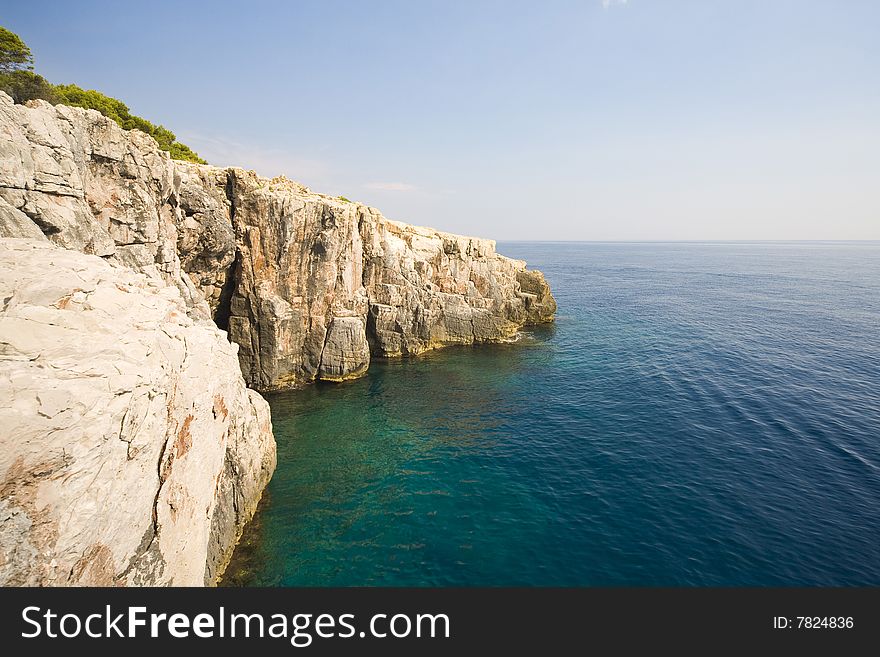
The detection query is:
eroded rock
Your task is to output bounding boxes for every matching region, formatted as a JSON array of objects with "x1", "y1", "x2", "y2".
[
  {"x1": 0, "y1": 92, "x2": 210, "y2": 319},
  {"x1": 319, "y1": 316, "x2": 371, "y2": 382},
  {"x1": 224, "y1": 171, "x2": 556, "y2": 389},
  {"x1": 0, "y1": 89, "x2": 556, "y2": 587},
  {"x1": 0, "y1": 91, "x2": 556, "y2": 392},
  {"x1": 0, "y1": 239, "x2": 275, "y2": 586}
]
